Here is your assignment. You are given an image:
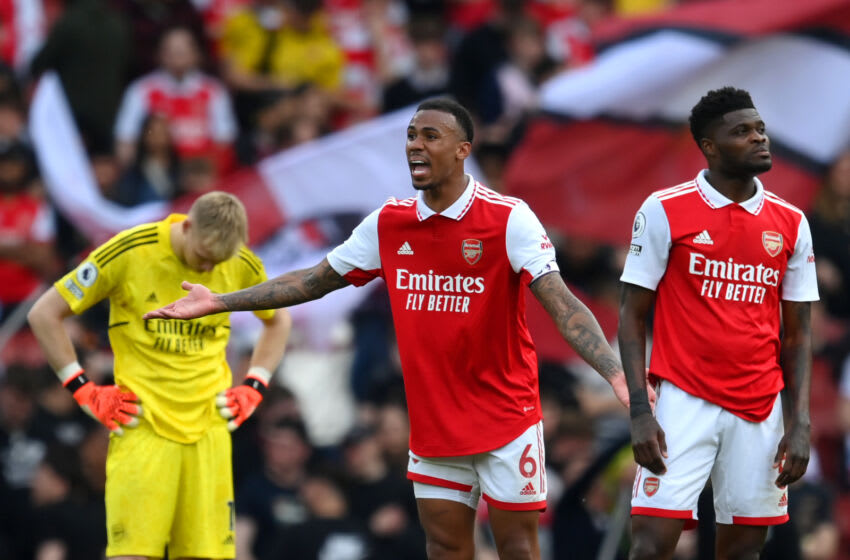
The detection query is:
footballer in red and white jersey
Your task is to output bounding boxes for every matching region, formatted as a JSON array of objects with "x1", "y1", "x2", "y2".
[
  {"x1": 328, "y1": 174, "x2": 559, "y2": 457},
  {"x1": 621, "y1": 170, "x2": 818, "y2": 421},
  {"x1": 114, "y1": 70, "x2": 237, "y2": 158}
]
